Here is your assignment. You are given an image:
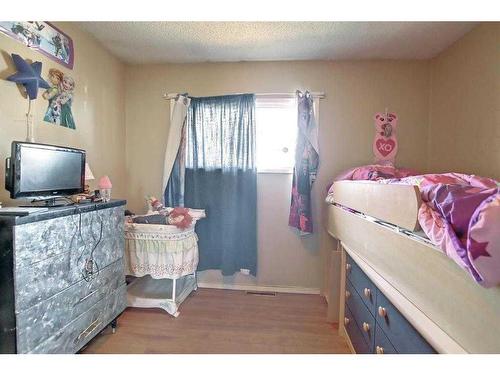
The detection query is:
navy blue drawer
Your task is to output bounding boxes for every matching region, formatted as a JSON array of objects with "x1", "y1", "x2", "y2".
[
  {"x1": 344, "y1": 305, "x2": 371, "y2": 354},
  {"x1": 374, "y1": 323, "x2": 397, "y2": 354},
  {"x1": 376, "y1": 290, "x2": 436, "y2": 354},
  {"x1": 346, "y1": 254, "x2": 376, "y2": 315},
  {"x1": 345, "y1": 280, "x2": 375, "y2": 351}
]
